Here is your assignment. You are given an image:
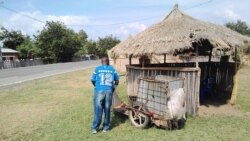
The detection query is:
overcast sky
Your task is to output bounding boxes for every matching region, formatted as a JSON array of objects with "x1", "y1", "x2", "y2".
[{"x1": 0, "y1": 0, "x2": 250, "y2": 40}]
